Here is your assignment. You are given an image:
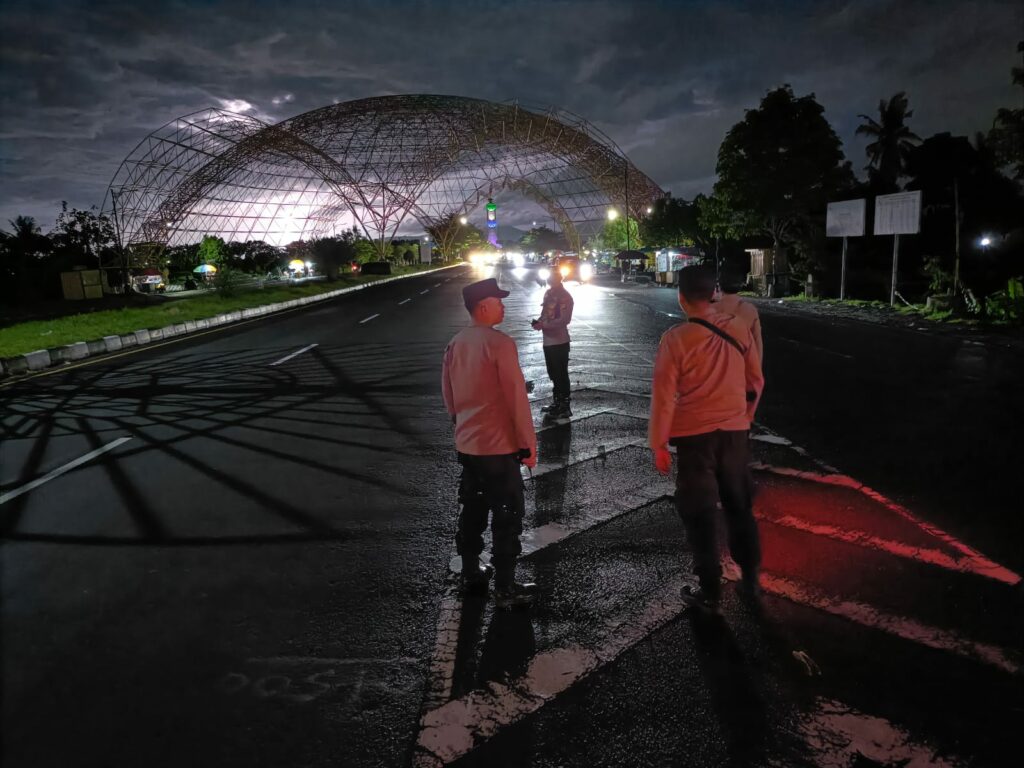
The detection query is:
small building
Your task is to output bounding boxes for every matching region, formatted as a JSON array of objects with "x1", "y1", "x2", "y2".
[{"x1": 745, "y1": 247, "x2": 790, "y2": 296}]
